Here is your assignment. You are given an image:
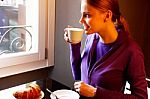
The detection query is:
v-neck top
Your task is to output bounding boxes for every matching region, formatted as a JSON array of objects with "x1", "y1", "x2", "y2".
[{"x1": 95, "y1": 35, "x2": 113, "y2": 62}]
